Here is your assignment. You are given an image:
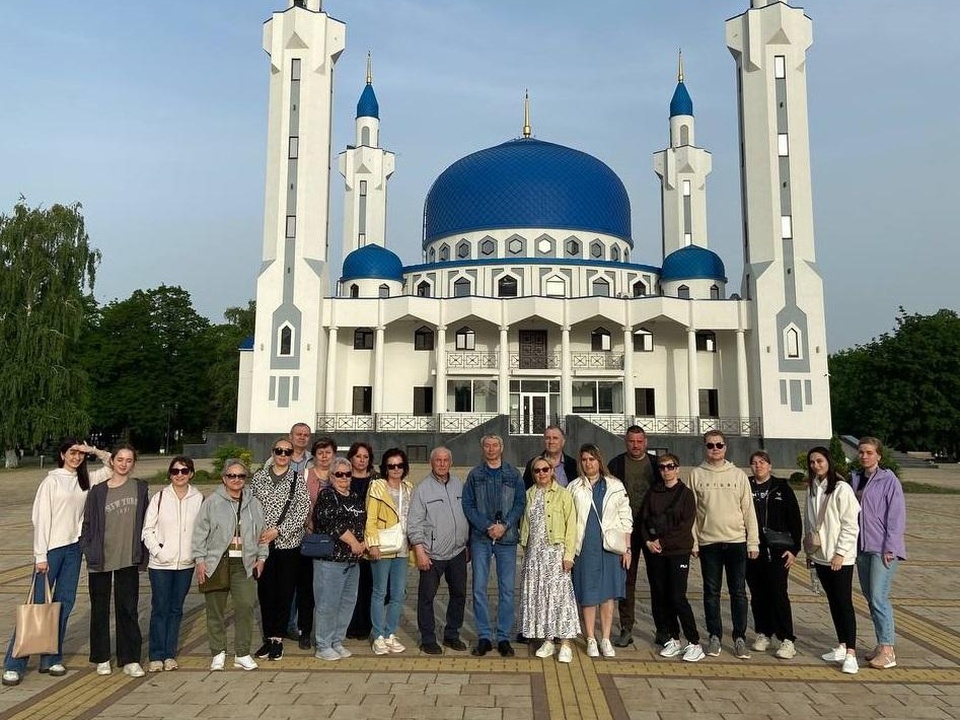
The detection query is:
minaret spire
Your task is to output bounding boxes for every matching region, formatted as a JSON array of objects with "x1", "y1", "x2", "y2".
[
  {"x1": 678, "y1": 48, "x2": 684, "y2": 82},
  {"x1": 366, "y1": 50, "x2": 372, "y2": 84},
  {"x1": 522, "y1": 89, "x2": 531, "y2": 139}
]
